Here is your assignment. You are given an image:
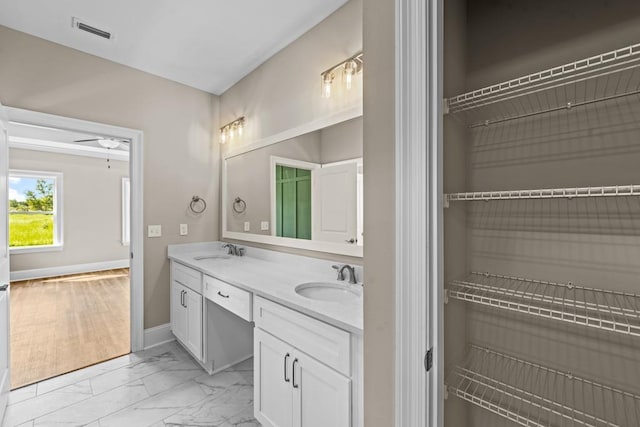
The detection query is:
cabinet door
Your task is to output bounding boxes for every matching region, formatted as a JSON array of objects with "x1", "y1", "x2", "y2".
[
  {"x1": 255, "y1": 328, "x2": 294, "y2": 427},
  {"x1": 171, "y1": 281, "x2": 187, "y2": 343},
  {"x1": 184, "y1": 289, "x2": 203, "y2": 360},
  {"x1": 293, "y1": 350, "x2": 351, "y2": 427}
]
